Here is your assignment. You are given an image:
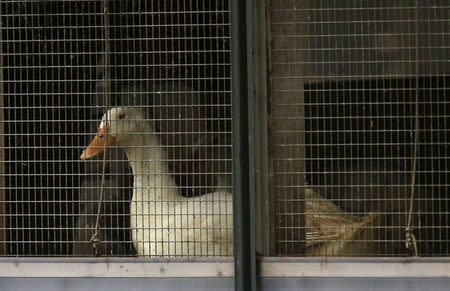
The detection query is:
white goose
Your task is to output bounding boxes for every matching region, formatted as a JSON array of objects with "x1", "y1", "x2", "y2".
[{"x1": 81, "y1": 107, "x2": 233, "y2": 257}]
